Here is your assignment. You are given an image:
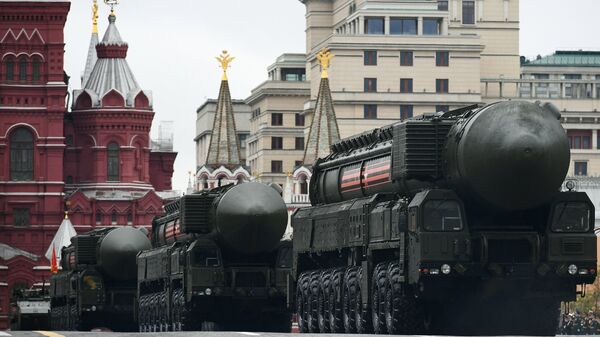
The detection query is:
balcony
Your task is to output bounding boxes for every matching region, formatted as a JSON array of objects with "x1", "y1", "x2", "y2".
[{"x1": 482, "y1": 79, "x2": 600, "y2": 109}]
